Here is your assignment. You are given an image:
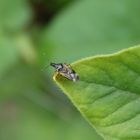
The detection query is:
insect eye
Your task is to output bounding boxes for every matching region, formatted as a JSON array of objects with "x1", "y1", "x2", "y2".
[{"x1": 50, "y1": 63, "x2": 63, "y2": 71}]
